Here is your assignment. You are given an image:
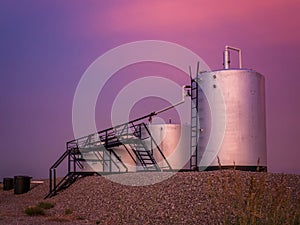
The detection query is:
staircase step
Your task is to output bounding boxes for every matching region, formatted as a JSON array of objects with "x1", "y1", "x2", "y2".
[{"x1": 140, "y1": 154, "x2": 150, "y2": 157}]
